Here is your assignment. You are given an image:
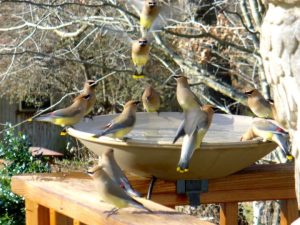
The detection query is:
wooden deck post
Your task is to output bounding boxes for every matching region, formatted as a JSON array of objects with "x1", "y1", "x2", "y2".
[
  {"x1": 25, "y1": 199, "x2": 49, "y2": 225},
  {"x1": 219, "y1": 202, "x2": 238, "y2": 225},
  {"x1": 280, "y1": 199, "x2": 299, "y2": 225}
]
